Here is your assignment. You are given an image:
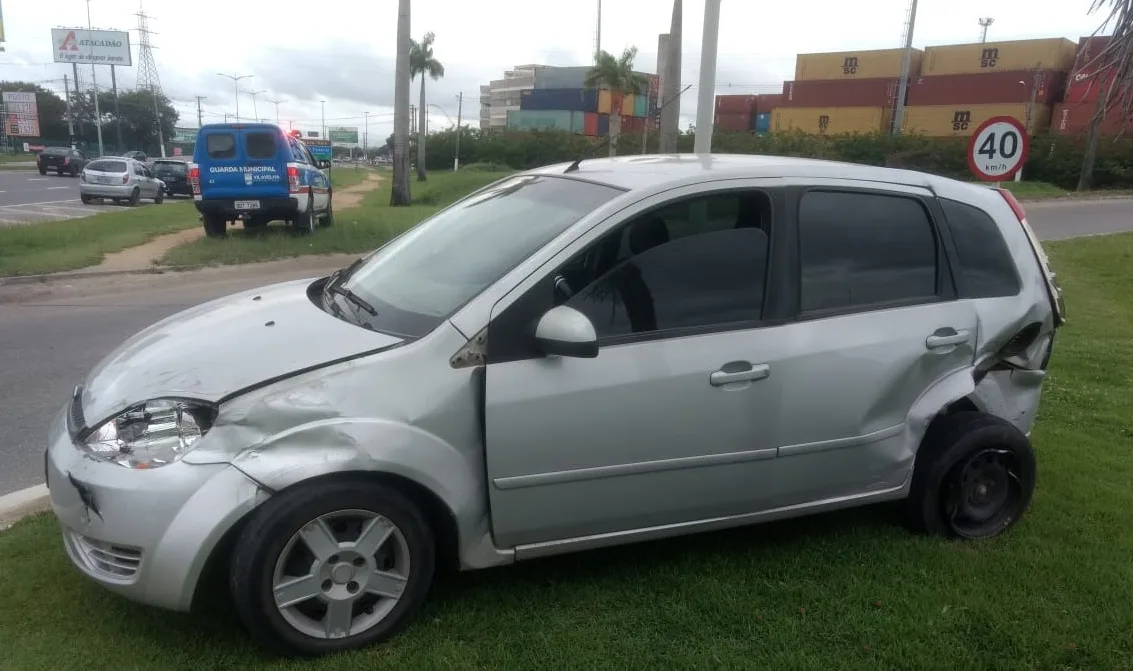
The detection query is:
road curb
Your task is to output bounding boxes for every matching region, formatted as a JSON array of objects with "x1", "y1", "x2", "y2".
[
  {"x1": 0, "y1": 484, "x2": 51, "y2": 531},
  {"x1": 0, "y1": 267, "x2": 168, "y2": 286}
]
